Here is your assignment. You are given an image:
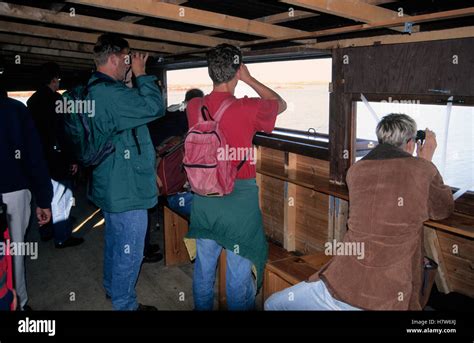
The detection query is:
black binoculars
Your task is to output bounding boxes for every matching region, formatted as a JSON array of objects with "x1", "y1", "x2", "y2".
[{"x1": 416, "y1": 130, "x2": 426, "y2": 142}]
